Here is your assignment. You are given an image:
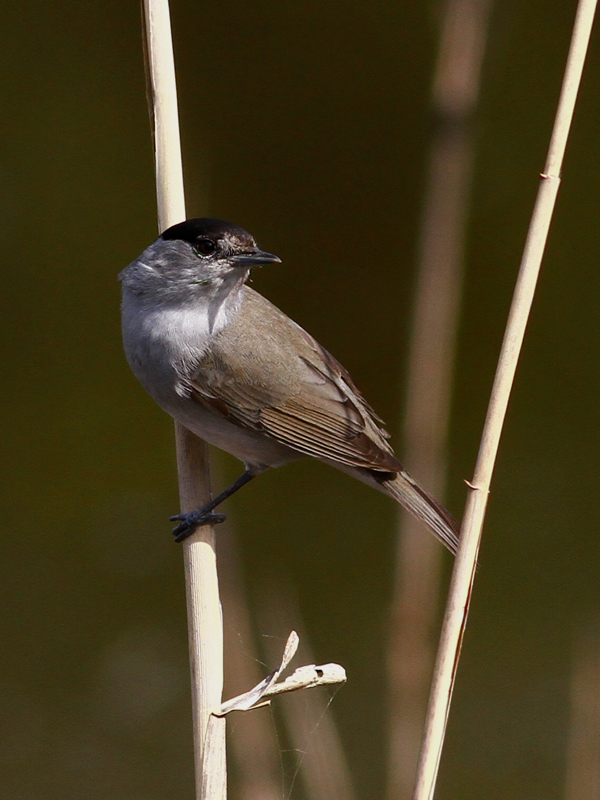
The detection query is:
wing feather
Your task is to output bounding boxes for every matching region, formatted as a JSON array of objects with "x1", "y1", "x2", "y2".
[{"x1": 187, "y1": 287, "x2": 401, "y2": 474}]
